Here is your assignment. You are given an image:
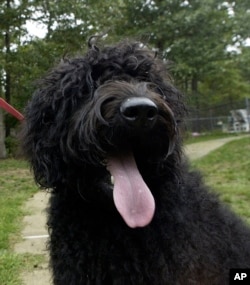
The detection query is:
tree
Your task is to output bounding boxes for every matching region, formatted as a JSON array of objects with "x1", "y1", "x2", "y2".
[
  {"x1": 28, "y1": 0, "x2": 121, "y2": 53},
  {"x1": 114, "y1": 0, "x2": 250, "y2": 112},
  {"x1": 119, "y1": 1, "x2": 233, "y2": 95},
  {"x1": 1, "y1": 0, "x2": 249, "y2": 158},
  {"x1": 0, "y1": 0, "x2": 126, "y2": 155},
  {"x1": 229, "y1": 0, "x2": 250, "y2": 47},
  {"x1": 0, "y1": 0, "x2": 32, "y2": 142}
]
